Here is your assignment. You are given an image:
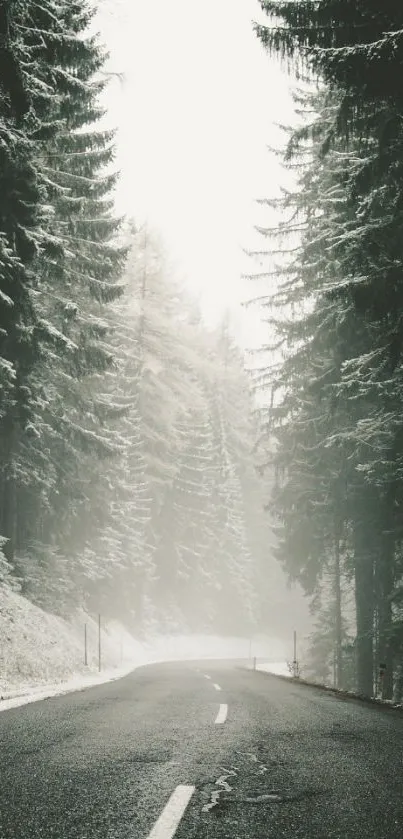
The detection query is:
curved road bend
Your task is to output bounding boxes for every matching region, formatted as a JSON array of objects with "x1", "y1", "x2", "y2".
[{"x1": 0, "y1": 661, "x2": 402, "y2": 838}]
